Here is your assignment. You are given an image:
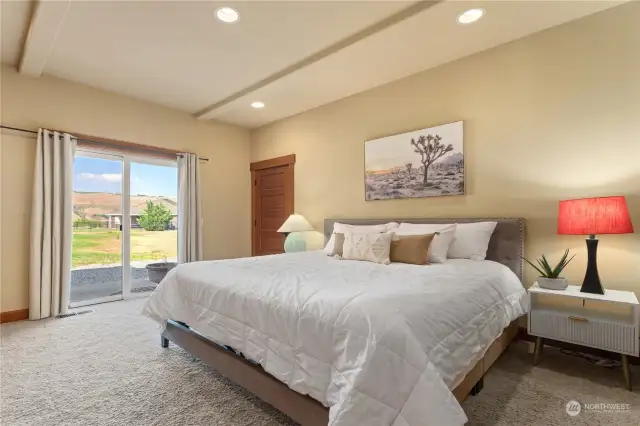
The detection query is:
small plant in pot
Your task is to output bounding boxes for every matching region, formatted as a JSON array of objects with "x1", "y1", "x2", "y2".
[{"x1": 524, "y1": 249, "x2": 575, "y2": 290}]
